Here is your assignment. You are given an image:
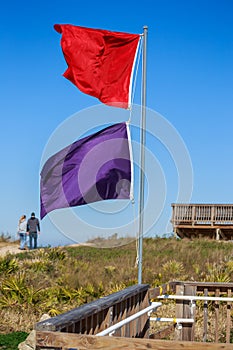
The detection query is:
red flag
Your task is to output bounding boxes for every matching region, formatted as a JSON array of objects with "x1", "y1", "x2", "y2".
[{"x1": 54, "y1": 24, "x2": 140, "y2": 109}]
